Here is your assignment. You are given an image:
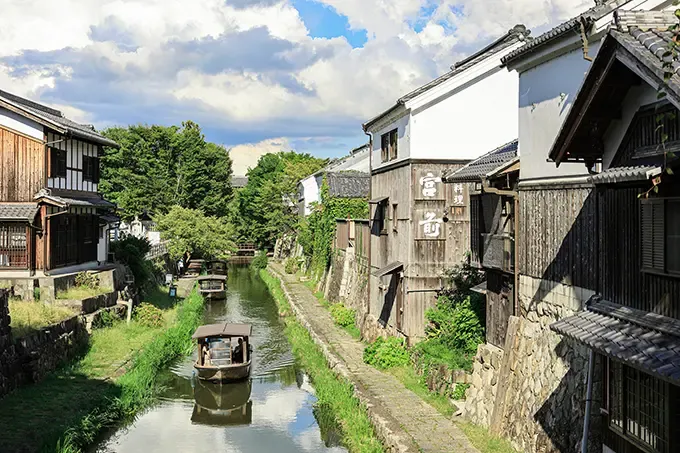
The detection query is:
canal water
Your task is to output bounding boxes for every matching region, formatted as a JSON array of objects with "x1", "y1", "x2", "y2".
[{"x1": 95, "y1": 265, "x2": 347, "y2": 453}]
